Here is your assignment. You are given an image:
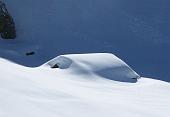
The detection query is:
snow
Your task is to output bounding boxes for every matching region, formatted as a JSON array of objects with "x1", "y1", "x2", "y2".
[
  {"x1": 0, "y1": 0, "x2": 170, "y2": 116},
  {"x1": 43, "y1": 53, "x2": 140, "y2": 82},
  {"x1": 0, "y1": 53, "x2": 170, "y2": 117}
]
